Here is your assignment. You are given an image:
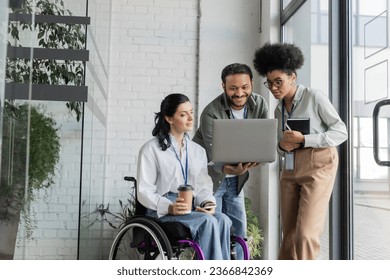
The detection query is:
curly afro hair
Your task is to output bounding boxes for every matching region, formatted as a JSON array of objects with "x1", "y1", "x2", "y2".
[{"x1": 253, "y1": 42, "x2": 304, "y2": 76}]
